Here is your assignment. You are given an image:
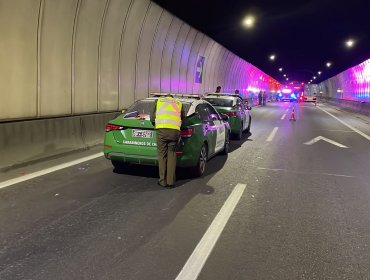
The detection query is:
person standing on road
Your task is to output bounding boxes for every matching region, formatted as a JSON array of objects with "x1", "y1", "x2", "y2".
[
  {"x1": 262, "y1": 91, "x2": 267, "y2": 106},
  {"x1": 235, "y1": 89, "x2": 243, "y2": 101},
  {"x1": 216, "y1": 86, "x2": 222, "y2": 93},
  {"x1": 258, "y1": 91, "x2": 262, "y2": 106},
  {"x1": 151, "y1": 94, "x2": 185, "y2": 188}
]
